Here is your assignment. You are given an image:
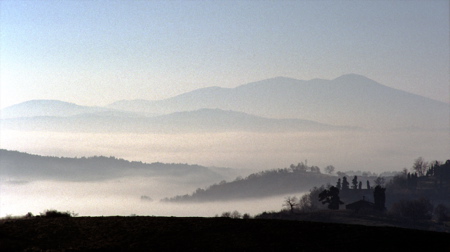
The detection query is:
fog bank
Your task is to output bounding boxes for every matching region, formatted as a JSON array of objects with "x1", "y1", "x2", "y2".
[
  {"x1": 1, "y1": 130, "x2": 448, "y2": 173},
  {"x1": 0, "y1": 177, "x2": 300, "y2": 218}
]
